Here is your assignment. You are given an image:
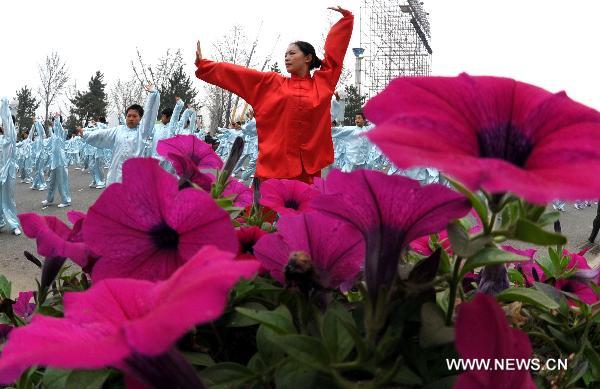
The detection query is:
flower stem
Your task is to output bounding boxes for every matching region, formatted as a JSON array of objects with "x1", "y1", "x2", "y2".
[{"x1": 446, "y1": 256, "x2": 463, "y2": 325}]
